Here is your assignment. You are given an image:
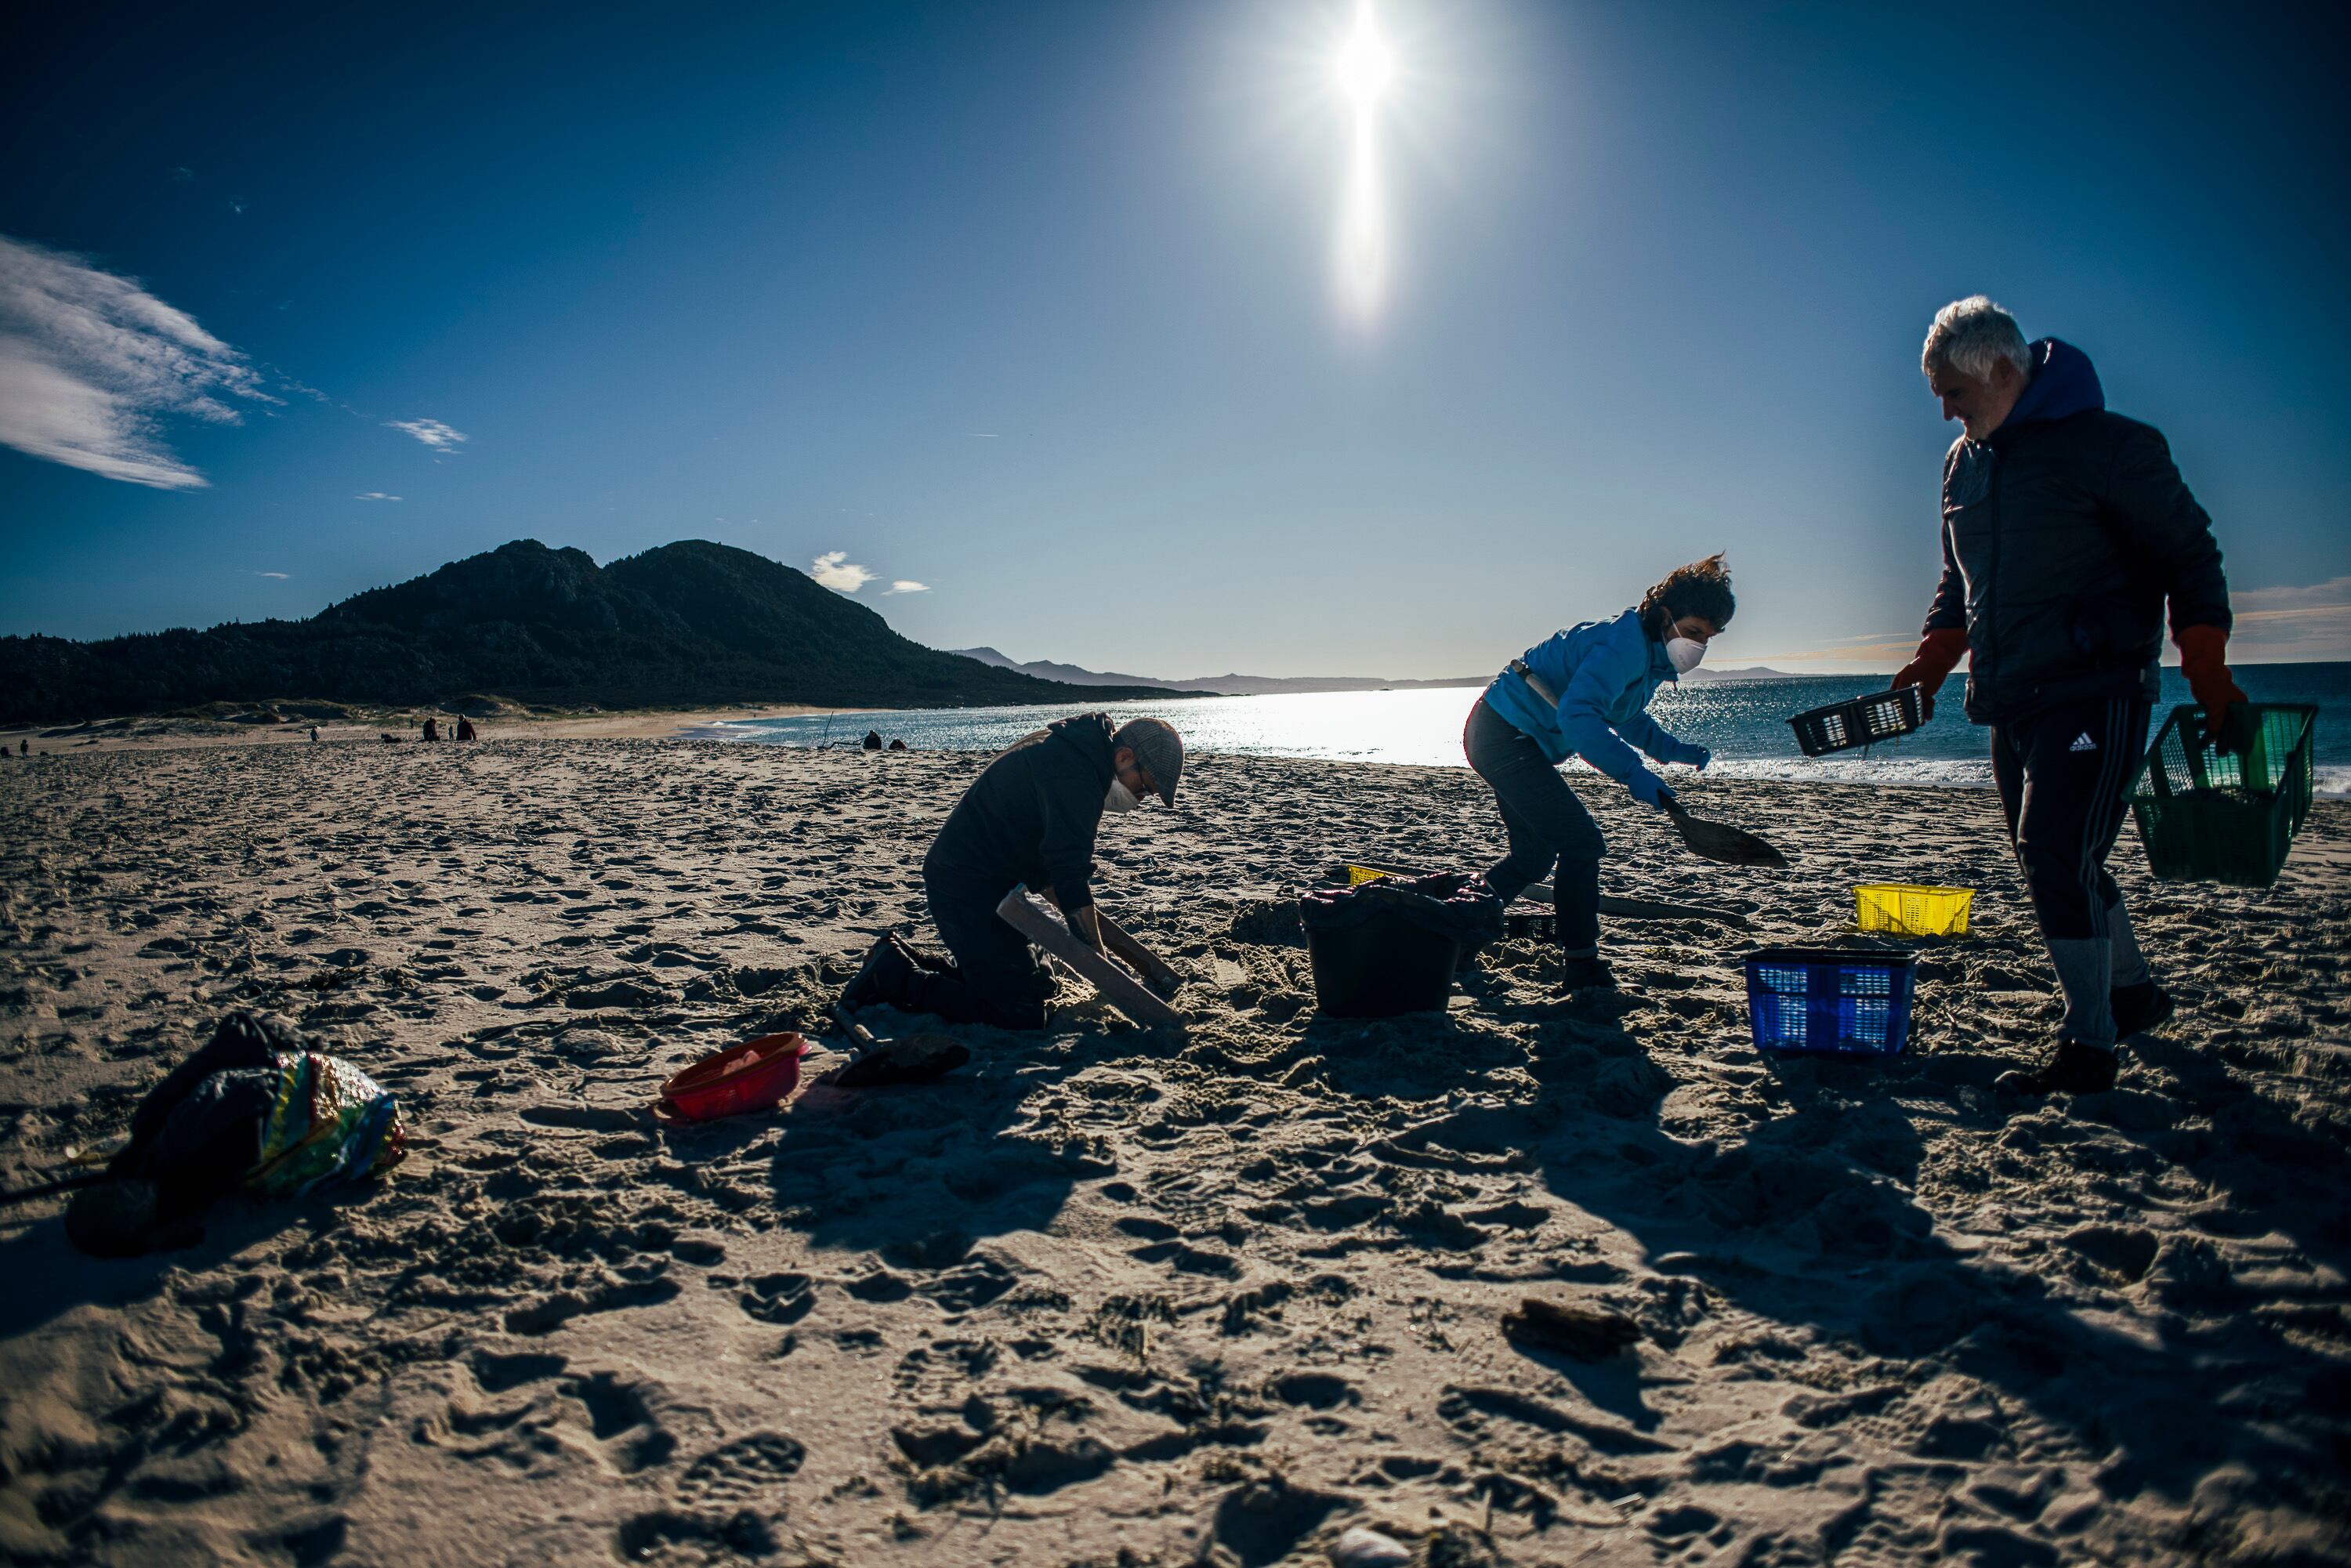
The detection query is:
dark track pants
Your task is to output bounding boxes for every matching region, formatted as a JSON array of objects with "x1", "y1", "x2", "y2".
[
  {"x1": 1991, "y1": 695, "x2": 2153, "y2": 1048},
  {"x1": 902, "y1": 871, "x2": 1056, "y2": 1030},
  {"x1": 1464, "y1": 697, "x2": 1605, "y2": 956}
]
